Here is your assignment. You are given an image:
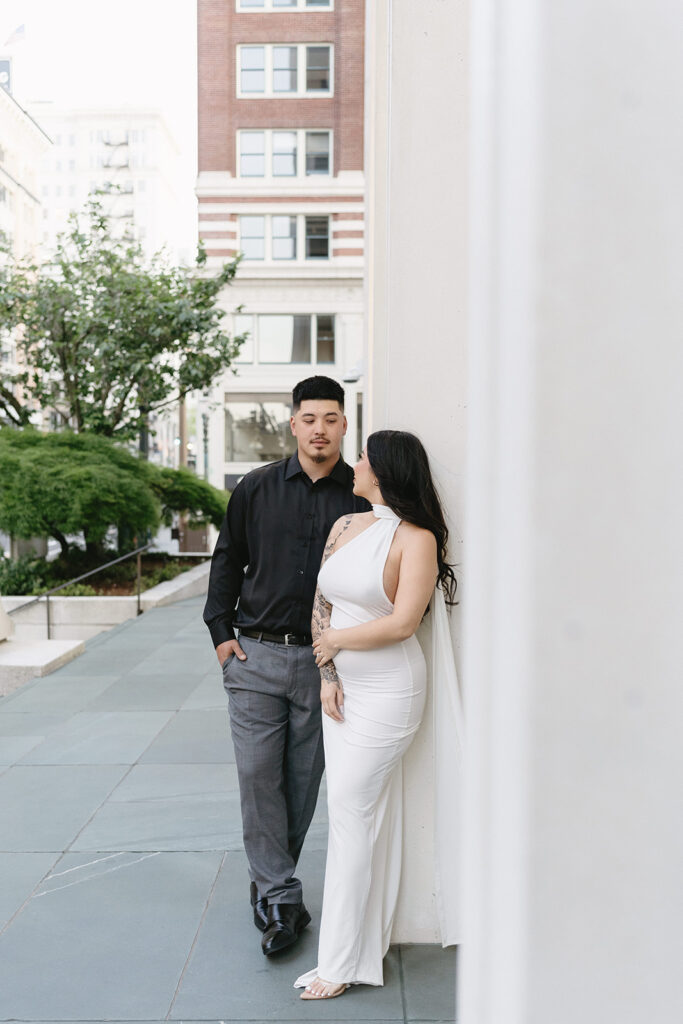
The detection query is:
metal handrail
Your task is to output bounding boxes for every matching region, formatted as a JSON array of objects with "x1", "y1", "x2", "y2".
[{"x1": 7, "y1": 543, "x2": 152, "y2": 639}]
